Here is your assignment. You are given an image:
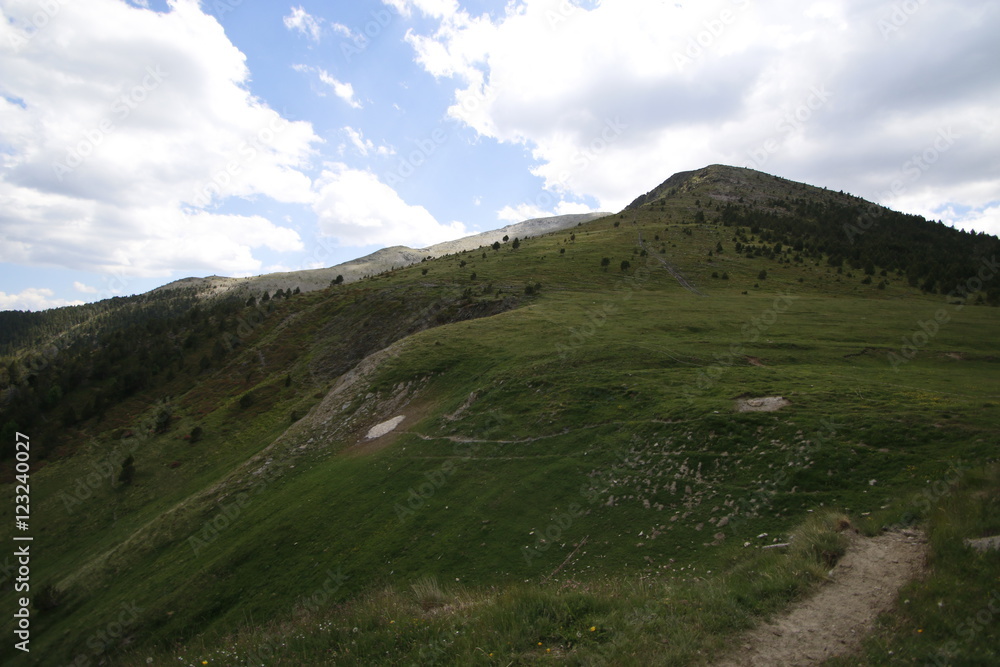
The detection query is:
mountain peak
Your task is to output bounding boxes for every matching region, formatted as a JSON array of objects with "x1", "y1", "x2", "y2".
[{"x1": 625, "y1": 164, "x2": 765, "y2": 210}]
